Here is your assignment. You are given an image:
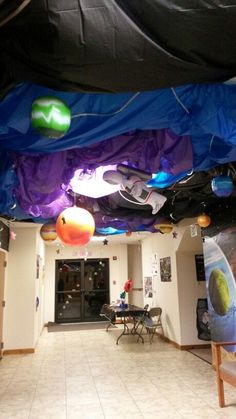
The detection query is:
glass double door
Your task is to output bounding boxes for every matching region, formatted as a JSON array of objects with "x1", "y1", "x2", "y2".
[{"x1": 55, "y1": 259, "x2": 109, "y2": 323}]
